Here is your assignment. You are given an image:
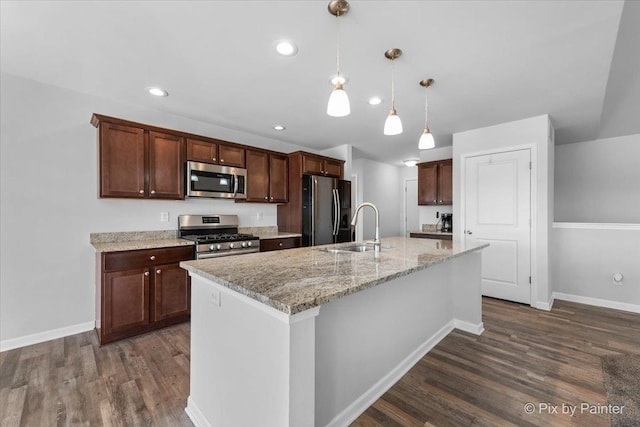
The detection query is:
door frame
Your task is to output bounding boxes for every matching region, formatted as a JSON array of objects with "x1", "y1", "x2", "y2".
[
  {"x1": 403, "y1": 178, "x2": 418, "y2": 237},
  {"x1": 459, "y1": 144, "x2": 537, "y2": 308}
]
